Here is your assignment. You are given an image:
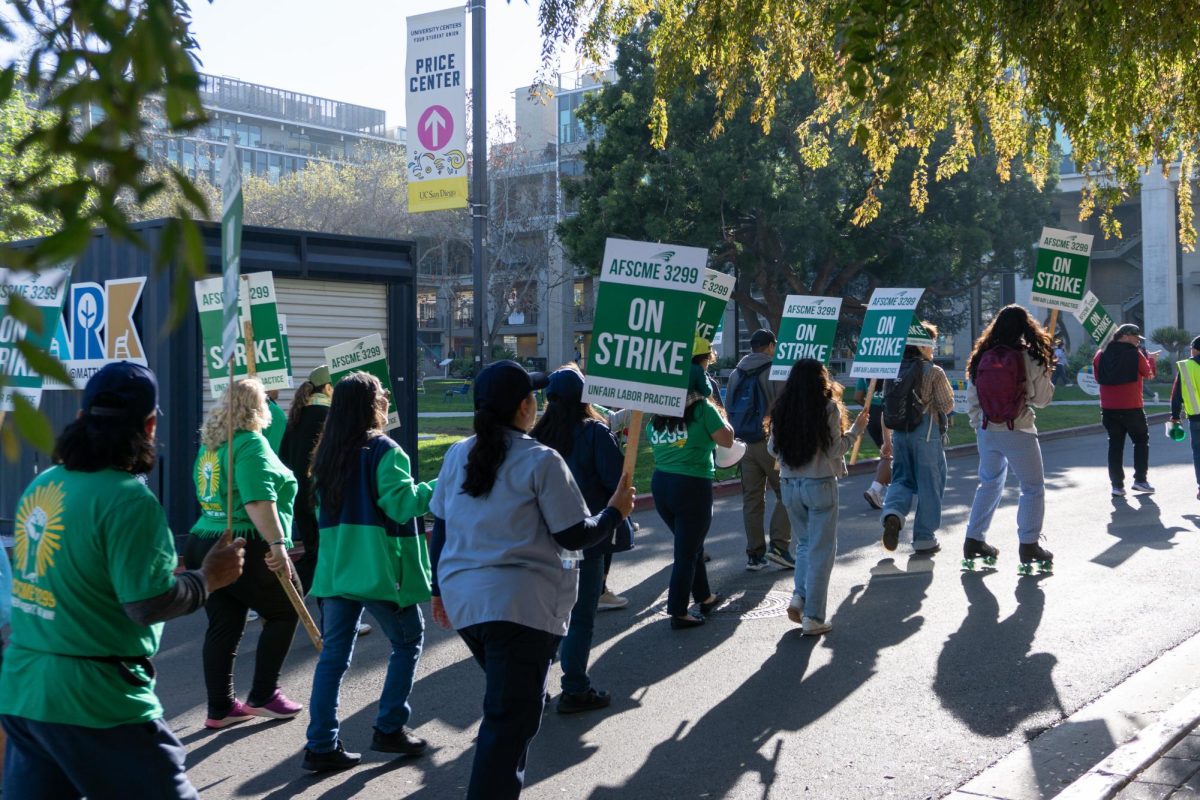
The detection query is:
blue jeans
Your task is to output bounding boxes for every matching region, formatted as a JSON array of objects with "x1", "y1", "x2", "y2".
[
  {"x1": 1191, "y1": 418, "x2": 1200, "y2": 487},
  {"x1": 965, "y1": 427, "x2": 1045, "y2": 544},
  {"x1": 882, "y1": 416, "x2": 947, "y2": 544},
  {"x1": 559, "y1": 553, "x2": 605, "y2": 694},
  {"x1": 651, "y1": 471, "x2": 713, "y2": 617},
  {"x1": 781, "y1": 477, "x2": 839, "y2": 622},
  {"x1": 305, "y1": 598, "x2": 424, "y2": 753}
]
